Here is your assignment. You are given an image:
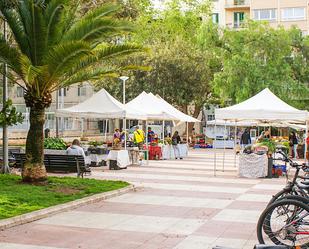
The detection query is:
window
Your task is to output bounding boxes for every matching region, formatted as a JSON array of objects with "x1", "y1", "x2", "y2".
[
  {"x1": 58, "y1": 88, "x2": 66, "y2": 96},
  {"x1": 282, "y1": 7, "x2": 305, "y2": 21},
  {"x1": 234, "y1": 12, "x2": 245, "y2": 28},
  {"x1": 16, "y1": 86, "x2": 24, "y2": 97},
  {"x1": 212, "y1": 13, "x2": 219, "y2": 24},
  {"x1": 78, "y1": 85, "x2": 86, "y2": 96},
  {"x1": 207, "y1": 114, "x2": 215, "y2": 121},
  {"x1": 253, "y1": 9, "x2": 276, "y2": 21}
]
